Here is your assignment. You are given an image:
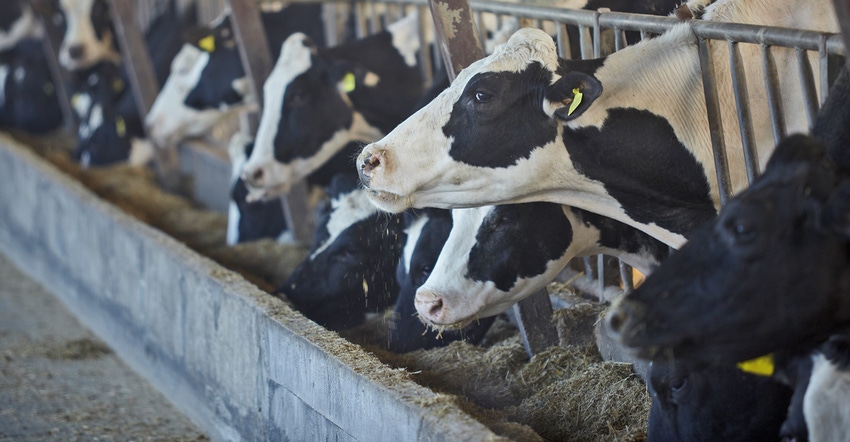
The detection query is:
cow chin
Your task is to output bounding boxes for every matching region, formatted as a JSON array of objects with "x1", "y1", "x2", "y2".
[
  {"x1": 245, "y1": 182, "x2": 290, "y2": 203},
  {"x1": 365, "y1": 188, "x2": 410, "y2": 213}
]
